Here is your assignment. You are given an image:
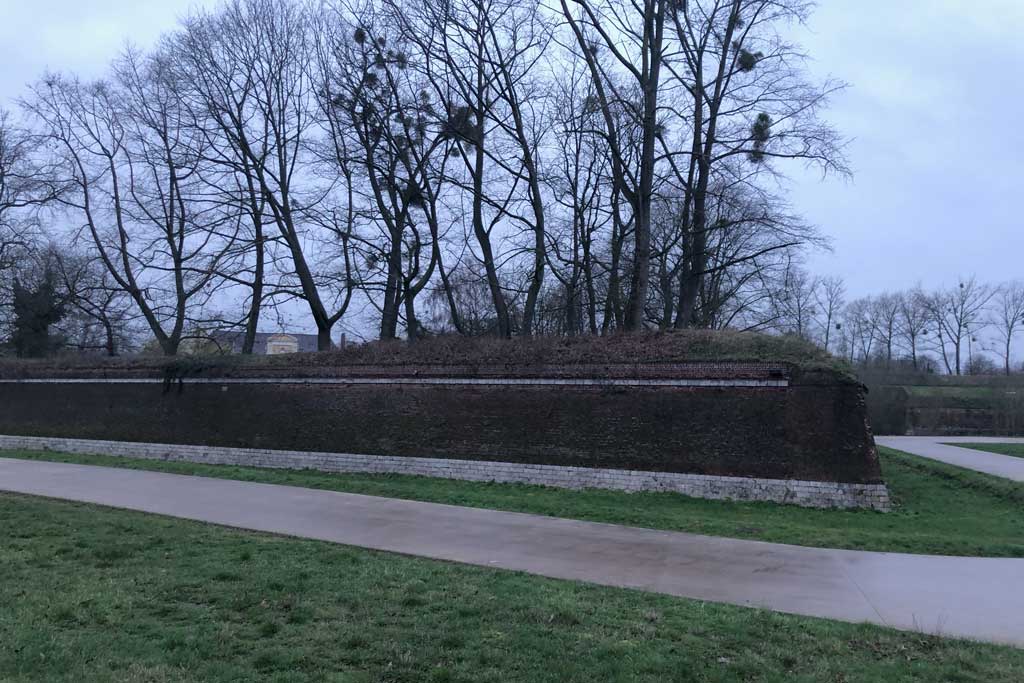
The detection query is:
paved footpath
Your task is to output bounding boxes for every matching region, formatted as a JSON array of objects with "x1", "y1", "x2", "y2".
[
  {"x1": 878, "y1": 436, "x2": 1024, "y2": 481},
  {"x1": 1, "y1": 457, "x2": 1023, "y2": 647}
]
